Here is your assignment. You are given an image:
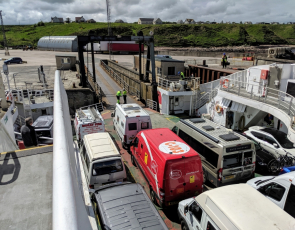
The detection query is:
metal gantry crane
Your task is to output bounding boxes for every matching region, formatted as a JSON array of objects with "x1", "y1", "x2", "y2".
[
  {"x1": 0, "y1": 11, "x2": 9, "y2": 56},
  {"x1": 106, "y1": 0, "x2": 113, "y2": 60}
]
